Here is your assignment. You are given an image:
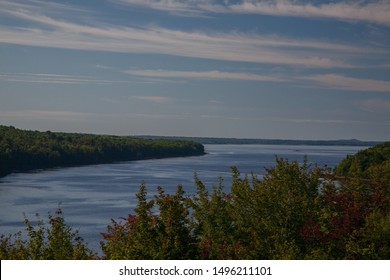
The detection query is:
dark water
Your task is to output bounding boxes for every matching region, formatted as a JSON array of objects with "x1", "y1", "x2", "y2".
[{"x1": 0, "y1": 144, "x2": 364, "y2": 251}]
